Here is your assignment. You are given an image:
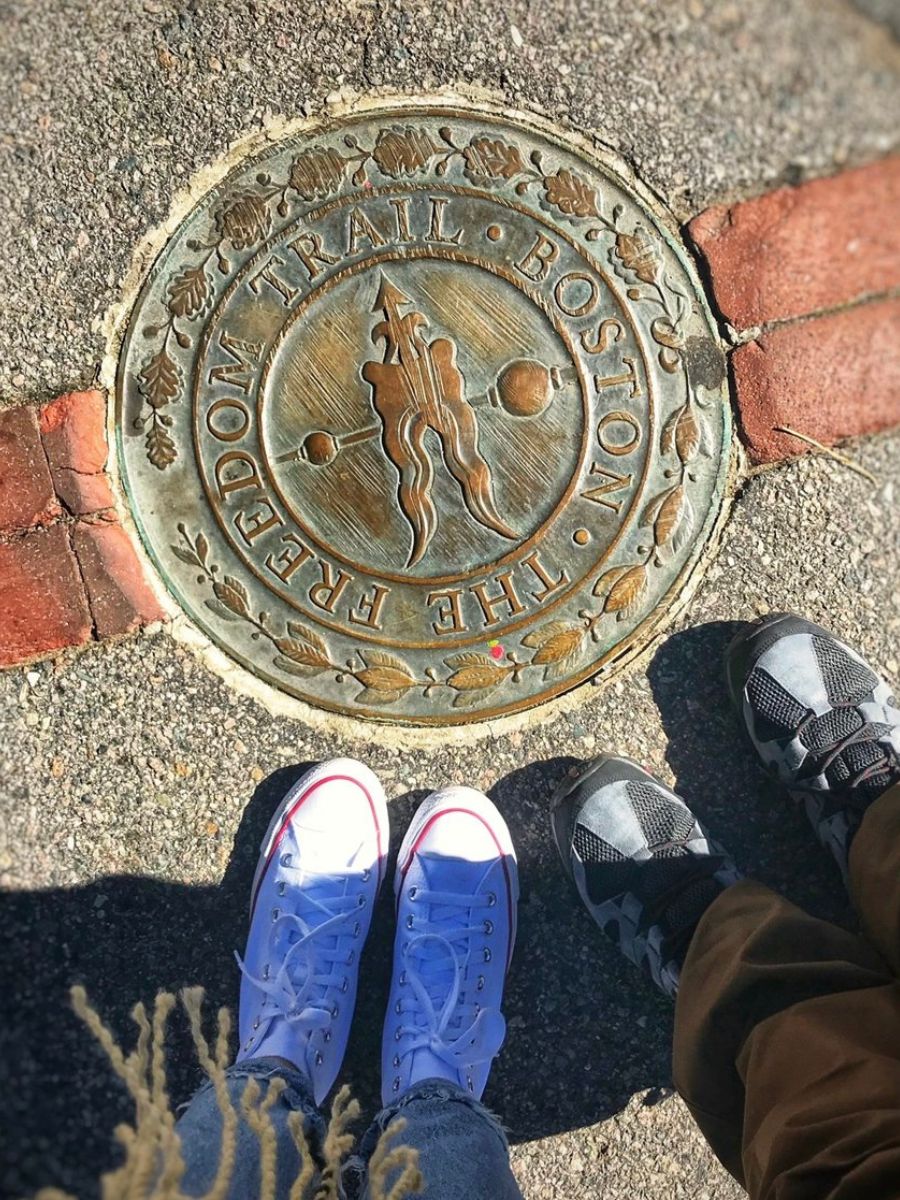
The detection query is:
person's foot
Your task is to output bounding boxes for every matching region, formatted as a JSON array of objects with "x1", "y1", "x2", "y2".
[
  {"x1": 551, "y1": 756, "x2": 742, "y2": 996},
  {"x1": 236, "y1": 759, "x2": 388, "y2": 1103},
  {"x1": 727, "y1": 613, "x2": 900, "y2": 872},
  {"x1": 382, "y1": 788, "x2": 518, "y2": 1104}
]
